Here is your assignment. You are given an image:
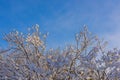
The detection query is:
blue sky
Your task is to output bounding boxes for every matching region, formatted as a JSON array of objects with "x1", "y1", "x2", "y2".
[{"x1": 0, "y1": 0, "x2": 120, "y2": 49}]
